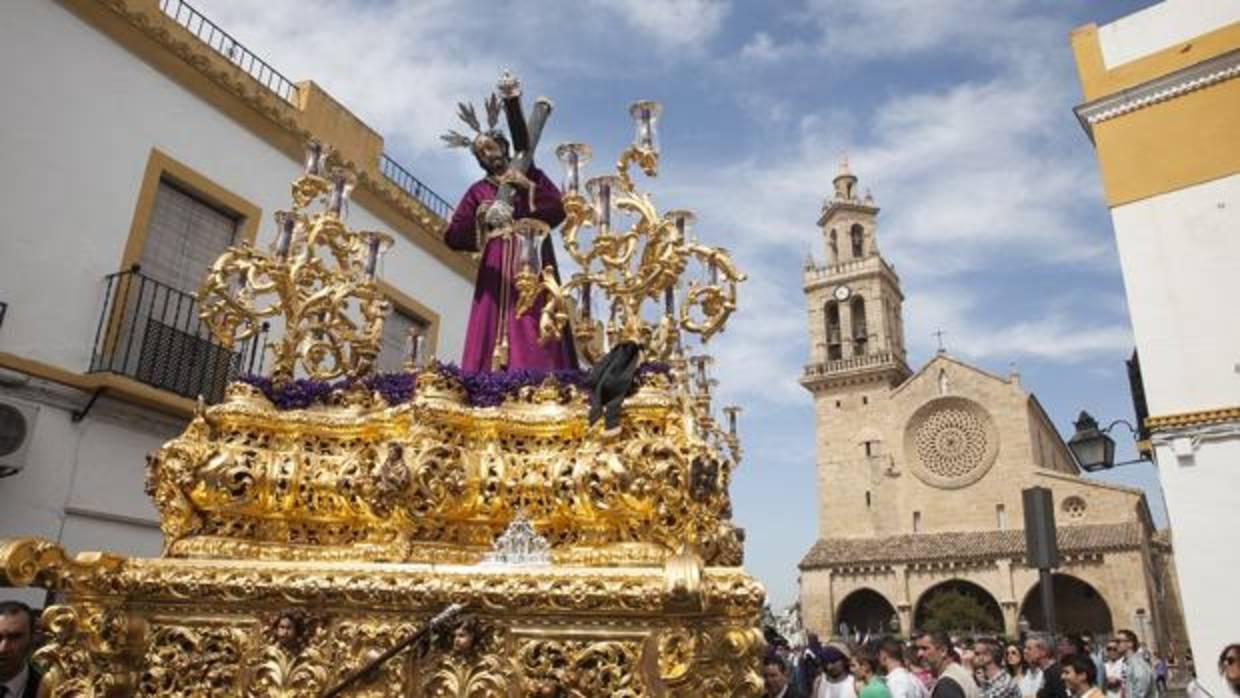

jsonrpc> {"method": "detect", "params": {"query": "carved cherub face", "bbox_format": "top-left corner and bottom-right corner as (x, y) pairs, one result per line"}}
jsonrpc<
(452, 624), (476, 654)
(275, 616), (297, 647)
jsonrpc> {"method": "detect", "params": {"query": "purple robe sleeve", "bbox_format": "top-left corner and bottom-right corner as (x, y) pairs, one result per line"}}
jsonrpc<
(443, 182), (489, 252)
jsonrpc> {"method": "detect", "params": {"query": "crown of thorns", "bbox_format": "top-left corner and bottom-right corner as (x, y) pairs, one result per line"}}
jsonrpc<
(441, 94), (504, 151)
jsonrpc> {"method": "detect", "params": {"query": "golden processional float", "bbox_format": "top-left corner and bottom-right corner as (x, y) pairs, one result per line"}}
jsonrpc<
(0, 94), (765, 697)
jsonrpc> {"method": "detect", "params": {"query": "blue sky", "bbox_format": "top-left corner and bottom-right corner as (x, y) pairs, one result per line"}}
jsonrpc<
(198, 0), (1165, 608)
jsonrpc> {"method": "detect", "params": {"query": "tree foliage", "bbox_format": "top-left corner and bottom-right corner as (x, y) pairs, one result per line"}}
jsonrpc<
(919, 589), (1001, 633)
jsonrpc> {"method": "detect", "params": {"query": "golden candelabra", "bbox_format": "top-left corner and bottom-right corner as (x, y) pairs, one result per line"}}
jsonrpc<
(1, 99), (765, 697)
(197, 140), (394, 383)
(514, 101), (746, 365)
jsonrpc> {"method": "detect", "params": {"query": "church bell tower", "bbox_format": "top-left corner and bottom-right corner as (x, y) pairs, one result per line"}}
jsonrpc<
(801, 160), (911, 538)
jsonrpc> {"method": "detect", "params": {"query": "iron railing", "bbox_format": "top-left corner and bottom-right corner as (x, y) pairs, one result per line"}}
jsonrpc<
(159, 0), (299, 105)
(89, 267), (265, 404)
(380, 154), (454, 220)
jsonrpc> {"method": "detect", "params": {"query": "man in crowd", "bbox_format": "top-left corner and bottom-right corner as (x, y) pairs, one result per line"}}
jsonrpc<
(916, 631), (979, 698)
(973, 638), (1021, 698)
(0, 601), (41, 698)
(1116, 630), (1155, 698)
(765, 654), (805, 698)
(1062, 654), (1103, 698)
(1102, 640), (1124, 698)
(852, 650), (892, 698)
(814, 645), (857, 698)
(880, 637), (929, 698)
(1024, 633), (1067, 698)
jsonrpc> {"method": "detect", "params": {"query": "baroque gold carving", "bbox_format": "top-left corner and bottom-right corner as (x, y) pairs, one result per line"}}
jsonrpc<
(143, 375), (742, 566)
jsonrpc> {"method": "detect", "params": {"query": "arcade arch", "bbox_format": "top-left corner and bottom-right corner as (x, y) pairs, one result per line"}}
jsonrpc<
(1020, 573), (1113, 634)
(913, 579), (1004, 634)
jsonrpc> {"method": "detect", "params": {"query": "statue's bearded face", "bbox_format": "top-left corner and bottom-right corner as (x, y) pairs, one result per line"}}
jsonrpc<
(473, 136), (509, 176)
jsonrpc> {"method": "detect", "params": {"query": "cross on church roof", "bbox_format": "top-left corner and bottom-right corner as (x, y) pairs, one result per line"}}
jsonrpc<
(934, 330), (947, 353)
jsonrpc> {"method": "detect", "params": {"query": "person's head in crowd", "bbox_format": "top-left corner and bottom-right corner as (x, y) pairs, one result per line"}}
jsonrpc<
(1219, 643), (1240, 695)
(819, 645), (850, 681)
(1058, 633), (1088, 660)
(1081, 634), (1095, 653)
(878, 637), (907, 672)
(1061, 653), (1098, 696)
(972, 637), (1003, 675)
(851, 651), (881, 684)
(0, 601), (36, 683)
(763, 654), (791, 697)
(1005, 642), (1027, 676)
(916, 631), (955, 677)
(1024, 633), (1053, 668)
(1115, 630), (1140, 658)
(1104, 640), (1120, 663)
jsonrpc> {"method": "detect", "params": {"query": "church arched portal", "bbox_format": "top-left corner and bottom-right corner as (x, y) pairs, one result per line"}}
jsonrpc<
(913, 579), (1004, 634)
(1020, 574), (1113, 634)
(836, 588), (898, 637)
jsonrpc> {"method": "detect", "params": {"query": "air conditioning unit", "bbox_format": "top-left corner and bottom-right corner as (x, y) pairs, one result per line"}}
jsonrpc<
(0, 398), (38, 478)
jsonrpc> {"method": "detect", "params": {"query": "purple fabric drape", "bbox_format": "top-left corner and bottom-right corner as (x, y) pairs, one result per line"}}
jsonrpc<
(443, 166), (578, 373)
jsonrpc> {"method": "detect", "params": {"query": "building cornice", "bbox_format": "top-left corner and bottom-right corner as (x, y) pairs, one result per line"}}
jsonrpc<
(1074, 48), (1240, 140)
(1145, 406), (1240, 432)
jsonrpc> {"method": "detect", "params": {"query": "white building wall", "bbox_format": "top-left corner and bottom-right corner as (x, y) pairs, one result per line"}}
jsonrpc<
(1109, 146), (1240, 695)
(0, 0), (471, 372)
(0, 0), (471, 602)
(1097, 0), (1240, 69)
(1111, 174), (1240, 416)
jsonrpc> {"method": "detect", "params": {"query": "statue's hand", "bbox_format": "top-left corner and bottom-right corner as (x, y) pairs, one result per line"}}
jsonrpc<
(497, 168), (533, 191)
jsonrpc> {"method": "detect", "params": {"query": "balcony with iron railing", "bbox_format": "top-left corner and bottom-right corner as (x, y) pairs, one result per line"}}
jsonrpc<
(802, 350), (901, 380)
(88, 266), (266, 404)
(158, 0), (455, 223)
(803, 255), (899, 286)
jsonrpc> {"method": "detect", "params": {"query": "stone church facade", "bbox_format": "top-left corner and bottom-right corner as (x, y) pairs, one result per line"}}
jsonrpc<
(797, 163), (1186, 650)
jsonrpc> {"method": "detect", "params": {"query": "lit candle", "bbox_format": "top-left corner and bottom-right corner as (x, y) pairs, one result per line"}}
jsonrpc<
(274, 211), (296, 259)
(664, 285), (675, 317)
(304, 140), (324, 176)
(580, 280), (592, 320)
(709, 261), (719, 285)
(725, 406), (740, 437)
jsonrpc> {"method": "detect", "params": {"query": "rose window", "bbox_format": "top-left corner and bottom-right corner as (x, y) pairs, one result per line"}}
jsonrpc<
(1062, 496), (1087, 519)
(904, 397), (999, 489)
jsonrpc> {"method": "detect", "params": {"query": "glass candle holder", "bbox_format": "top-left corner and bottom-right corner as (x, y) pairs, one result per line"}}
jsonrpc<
(628, 100), (663, 154)
(408, 330), (424, 369)
(273, 211), (297, 259)
(585, 176), (622, 233)
(304, 139), (325, 176)
(359, 232), (392, 279)
(555, 142), (592, 195)
(666, 209), (695, 242)
(328, 168), (356, 218)
(580, 280), (592, 320)
(723, 405), (741, 437)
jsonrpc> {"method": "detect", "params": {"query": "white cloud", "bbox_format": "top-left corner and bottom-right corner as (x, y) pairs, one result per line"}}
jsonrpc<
(591, 0), (731, 49)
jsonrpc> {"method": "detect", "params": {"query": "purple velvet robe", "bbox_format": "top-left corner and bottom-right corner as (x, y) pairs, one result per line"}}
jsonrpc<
(443, 166), (579, 373)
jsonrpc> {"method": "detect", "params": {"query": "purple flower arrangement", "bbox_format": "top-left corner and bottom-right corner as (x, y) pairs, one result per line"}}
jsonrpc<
(238, 362), (672, 411)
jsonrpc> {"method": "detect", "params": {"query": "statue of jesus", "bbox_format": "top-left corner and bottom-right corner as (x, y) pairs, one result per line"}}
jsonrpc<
(441, 77), (577, 374)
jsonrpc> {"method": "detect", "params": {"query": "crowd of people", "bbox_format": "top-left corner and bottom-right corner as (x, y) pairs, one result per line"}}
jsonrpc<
(762, 629), (1240, 698)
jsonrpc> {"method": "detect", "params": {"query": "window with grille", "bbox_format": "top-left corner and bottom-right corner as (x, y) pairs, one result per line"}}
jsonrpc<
(121, 180), (243, 401)
(376, 306), (429, 373)
(140, 180), (239, 290)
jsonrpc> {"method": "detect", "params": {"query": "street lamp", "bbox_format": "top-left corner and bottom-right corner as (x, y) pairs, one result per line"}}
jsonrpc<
(1066, 411), (1147, 472)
